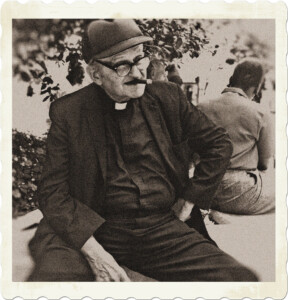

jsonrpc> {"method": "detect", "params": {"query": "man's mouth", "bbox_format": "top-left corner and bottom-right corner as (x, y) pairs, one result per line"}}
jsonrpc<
(125, 79), (152, 85)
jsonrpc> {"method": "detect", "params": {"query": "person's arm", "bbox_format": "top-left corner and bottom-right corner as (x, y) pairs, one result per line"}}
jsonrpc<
(38, 101), (130, 281)
(257, 111), (273, 171)
(176, 86), (233, 210)
(37, 101), (105, 249)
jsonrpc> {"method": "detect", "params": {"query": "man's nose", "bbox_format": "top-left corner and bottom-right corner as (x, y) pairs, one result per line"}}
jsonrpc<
(129, 64), (144, 78)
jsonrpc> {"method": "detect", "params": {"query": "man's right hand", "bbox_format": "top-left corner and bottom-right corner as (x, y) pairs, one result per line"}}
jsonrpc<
(81, 236), (131, 282)
(172, 198), (194, 222)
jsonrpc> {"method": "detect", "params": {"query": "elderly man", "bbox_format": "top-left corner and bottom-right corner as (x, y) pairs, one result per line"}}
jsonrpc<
(198, 58), (274, 215)
(29, 19), (257, 282)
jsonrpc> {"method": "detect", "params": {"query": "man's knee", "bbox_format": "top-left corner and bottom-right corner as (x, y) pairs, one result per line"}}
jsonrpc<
(28, 267), (94, 282)
(28, 242), (94, 281)
(230, 265), (258, 282)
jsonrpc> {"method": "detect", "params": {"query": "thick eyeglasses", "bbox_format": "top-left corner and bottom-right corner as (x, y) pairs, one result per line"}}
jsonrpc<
(94, 56), (150, 77)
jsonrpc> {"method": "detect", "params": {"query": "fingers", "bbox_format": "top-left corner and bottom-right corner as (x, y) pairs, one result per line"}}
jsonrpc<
(171, 198), (185, 217)
(173, 198), (194, 222)
(119, 269), (131, 282)
(95, 273), (130, 282)
(95, 274), (111, 281)
(85, 241), (131, 282)
(94, 267), (131, 282)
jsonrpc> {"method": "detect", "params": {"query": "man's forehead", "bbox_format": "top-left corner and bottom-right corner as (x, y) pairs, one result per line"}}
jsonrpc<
(104, 44), (144, 63)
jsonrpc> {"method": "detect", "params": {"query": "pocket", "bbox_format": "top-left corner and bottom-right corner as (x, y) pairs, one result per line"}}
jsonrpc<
(246, 170), (259, 185)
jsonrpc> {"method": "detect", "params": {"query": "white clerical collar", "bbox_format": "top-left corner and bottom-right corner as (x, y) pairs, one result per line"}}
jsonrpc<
(114, 102), (128, 110)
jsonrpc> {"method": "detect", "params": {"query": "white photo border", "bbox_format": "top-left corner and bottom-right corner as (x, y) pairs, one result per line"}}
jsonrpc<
(1, 1), (287, 299)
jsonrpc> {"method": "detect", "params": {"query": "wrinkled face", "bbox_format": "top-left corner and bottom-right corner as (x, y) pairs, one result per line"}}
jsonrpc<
(92, 44), (148, 102)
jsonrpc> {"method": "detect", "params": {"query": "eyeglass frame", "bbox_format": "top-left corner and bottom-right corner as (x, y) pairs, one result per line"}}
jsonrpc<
(92, 55), (150, 77)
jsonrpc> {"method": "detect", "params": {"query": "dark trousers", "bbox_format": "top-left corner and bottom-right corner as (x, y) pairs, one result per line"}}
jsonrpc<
(29, 211), (257, 282)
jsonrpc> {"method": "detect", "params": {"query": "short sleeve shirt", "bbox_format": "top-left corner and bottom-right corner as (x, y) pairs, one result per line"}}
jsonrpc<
(198, 87), (273, 170)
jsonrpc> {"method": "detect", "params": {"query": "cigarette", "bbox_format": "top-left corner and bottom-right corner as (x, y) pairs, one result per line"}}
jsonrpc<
(135, 79), (153, 84)
(125, 79), (153, 85)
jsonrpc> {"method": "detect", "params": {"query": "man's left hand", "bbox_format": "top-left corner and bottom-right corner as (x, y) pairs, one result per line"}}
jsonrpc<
(172, 198), (194, 222)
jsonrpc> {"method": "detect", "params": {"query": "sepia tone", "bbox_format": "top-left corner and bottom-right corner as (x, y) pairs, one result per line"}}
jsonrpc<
(12, 18), (275, 282)
(2, 2), (286, 299)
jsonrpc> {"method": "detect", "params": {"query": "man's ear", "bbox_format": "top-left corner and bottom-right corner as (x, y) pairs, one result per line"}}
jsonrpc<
(86, 64), (103, 86)
(255, 78), (265, 95)
(150, 69), (155, 80)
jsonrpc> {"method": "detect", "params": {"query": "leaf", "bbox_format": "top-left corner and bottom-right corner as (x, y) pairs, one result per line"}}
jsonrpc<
(171, 20), (178, 30)
(195, 22), (201, 30)
(226, 58), (235, 65)
(32, 166), (42, 172)
(180, 19), (189, 25)
(13, 65), (20, 76)
(43, 76), (54, 84)
(20, 72), (31, 82)
(25, 159), (33, 167)
(41, 83), (47, 90)
(49, 94), (56, 102)
(66, 53), (72, 62)
(30, 70), (39, 79)
(190, 51), (199, 58)
(175, 38), (183, 49)
(162, 47), (171, 55)
(28, 183), (38, 191)
(12, 189), (21, 199)
(42, 95), (50, 102)
(40, 89), (48, 95)
(27, 85), (34, 97)
(38, 61), (48, 73)
(58, 52), (64, 61)
(52, 85), (60, 91)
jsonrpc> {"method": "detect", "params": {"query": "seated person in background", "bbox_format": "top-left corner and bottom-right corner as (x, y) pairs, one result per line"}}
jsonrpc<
(198, 58), (274, 215)
(146, 59), (168, 81)
(166, 64), (183, 86)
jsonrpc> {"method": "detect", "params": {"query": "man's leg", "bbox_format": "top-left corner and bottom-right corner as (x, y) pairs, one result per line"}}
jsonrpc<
(28, 233), (94, 281)
(93, 214), (257, 282)
(212, 170), (274, 215)
(132, 215), (258, 281)
(252, 170), (275, 214)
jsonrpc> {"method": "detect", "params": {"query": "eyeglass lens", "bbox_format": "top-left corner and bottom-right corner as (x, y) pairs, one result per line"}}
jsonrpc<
(116, 56), (150, 77)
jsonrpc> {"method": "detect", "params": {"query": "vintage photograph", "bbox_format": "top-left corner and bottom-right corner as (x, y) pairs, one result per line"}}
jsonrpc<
(2, 2), (286, 299)
(12, 17), (275, 282)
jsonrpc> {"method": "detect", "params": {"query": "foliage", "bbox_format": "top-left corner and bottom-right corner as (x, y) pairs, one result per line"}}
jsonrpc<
(12, 129), (46, 217)
(13, 19), (211, 102)
(136, 19), (209, 61)
(13, 19), (274, 103)
(225, 32), (272, 66)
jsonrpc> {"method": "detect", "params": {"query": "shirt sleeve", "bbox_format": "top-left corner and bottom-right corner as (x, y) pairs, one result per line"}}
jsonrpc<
(36, 101), (105, 250)
(177, 86), (233, 209)
(257, 109), (273, 162)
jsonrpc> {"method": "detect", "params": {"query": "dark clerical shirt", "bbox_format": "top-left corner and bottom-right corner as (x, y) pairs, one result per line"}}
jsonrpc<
(104, 99), (175, 218)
